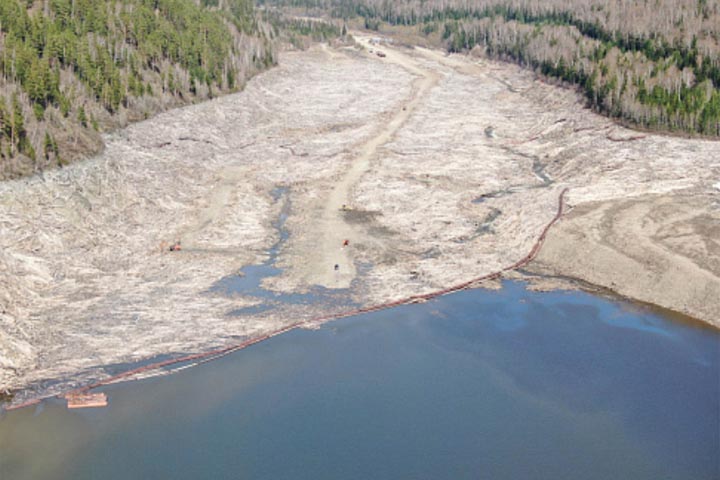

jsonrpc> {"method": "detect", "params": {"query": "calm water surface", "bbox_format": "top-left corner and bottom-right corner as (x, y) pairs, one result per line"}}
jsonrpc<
(1, 282), (718, 479)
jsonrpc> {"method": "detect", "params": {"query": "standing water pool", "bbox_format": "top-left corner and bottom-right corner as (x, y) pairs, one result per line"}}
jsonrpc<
(0, 281), (718, 480)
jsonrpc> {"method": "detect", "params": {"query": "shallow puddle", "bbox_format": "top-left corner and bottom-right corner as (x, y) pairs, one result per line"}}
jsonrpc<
(212, 186), (354, 313)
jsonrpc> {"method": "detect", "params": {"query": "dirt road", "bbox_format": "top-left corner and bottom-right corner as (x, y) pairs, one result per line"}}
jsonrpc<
(301, 34), (442, 288)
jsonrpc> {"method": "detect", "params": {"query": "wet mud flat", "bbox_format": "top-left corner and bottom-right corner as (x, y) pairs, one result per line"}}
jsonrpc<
(1, 34), (719, 404)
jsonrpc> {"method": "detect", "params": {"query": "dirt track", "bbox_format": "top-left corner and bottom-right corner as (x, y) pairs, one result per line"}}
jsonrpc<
(294, 38), (442, 288)
(1, 34), (719, 404)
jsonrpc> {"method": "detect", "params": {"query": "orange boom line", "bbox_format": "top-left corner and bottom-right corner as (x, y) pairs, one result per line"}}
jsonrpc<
(7, 188), (569, 411)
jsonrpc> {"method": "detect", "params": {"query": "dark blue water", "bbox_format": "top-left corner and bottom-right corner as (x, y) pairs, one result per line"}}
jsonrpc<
(1, 282), (718, 480)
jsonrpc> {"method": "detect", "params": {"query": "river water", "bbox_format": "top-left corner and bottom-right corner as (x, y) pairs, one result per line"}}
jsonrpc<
(1, 281), (718, 479)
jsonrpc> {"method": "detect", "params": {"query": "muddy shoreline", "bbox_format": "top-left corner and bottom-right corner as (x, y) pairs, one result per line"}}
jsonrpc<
(513, 270), (717, 332)
(1, 35), (718, 406)
(527, 193), (720, 328)
(2, 266), (714, 410)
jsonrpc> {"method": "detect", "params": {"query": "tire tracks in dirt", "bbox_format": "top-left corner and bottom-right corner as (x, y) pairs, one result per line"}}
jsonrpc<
(304, 34), (442, 288)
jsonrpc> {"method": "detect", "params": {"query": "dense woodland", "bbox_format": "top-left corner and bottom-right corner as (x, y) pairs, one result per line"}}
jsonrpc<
(0, 0), (275, 179)
(263, 0), (720, 136)
(3, 1), (718, 178)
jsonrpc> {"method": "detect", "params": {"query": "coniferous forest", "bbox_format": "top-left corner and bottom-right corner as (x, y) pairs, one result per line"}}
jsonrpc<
(262, 0), (720, 137)
(3, 0), (719, 178)
(0, 0), (274, 178)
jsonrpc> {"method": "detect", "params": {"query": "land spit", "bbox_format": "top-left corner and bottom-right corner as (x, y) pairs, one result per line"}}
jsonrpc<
(1, 34), (719, 404)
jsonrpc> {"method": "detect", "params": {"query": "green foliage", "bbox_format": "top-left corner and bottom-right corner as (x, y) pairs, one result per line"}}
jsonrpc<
(43, 131), (59, 159)
(77, 106), (87, 127)
(272, 0), (720, 135)
(0, 0), (271, 174)
(439, 15), (720, 134)
(0, 99), (8, 143)
(0, 0), (258, 109)
(11, 95), (26, 150)
(262, 10), (342, 43)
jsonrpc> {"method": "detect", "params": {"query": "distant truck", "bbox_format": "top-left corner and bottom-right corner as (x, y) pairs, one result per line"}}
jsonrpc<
(376, 51), (386, 58)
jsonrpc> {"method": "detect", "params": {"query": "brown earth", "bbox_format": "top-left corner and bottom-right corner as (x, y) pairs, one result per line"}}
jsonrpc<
(529, 193), (720, 327)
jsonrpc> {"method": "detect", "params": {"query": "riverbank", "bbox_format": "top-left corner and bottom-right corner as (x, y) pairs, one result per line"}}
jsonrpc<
(2, 282), (717, 480)
(528, 193), (720, 327)
(1, 34), (718, 405)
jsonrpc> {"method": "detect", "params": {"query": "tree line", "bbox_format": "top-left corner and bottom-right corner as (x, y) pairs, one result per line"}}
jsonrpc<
(261, 9), (343, 49)
(262, 0), (720, 136)
(0, 0), (275, 179)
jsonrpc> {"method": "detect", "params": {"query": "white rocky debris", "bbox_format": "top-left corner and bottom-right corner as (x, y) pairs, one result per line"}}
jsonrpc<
(1, 37), (718, 403)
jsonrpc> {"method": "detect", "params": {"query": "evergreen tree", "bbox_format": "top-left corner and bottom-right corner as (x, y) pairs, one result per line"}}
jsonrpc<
(0, 99), (7, 142)
(77, 106), (87, 127)
(11, 95), (26, 155)
(0, 0), (273, 177)
(44, 132), (53, 159)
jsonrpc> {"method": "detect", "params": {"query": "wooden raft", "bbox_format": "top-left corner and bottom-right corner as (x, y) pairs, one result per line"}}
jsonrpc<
(66, 392), (108, 409)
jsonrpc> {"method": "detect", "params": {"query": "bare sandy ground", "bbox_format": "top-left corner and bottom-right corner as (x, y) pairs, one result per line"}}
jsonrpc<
(530, 194), (720, 325)
(291, 40), (442, 288)
(1, 33), (718, 402)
